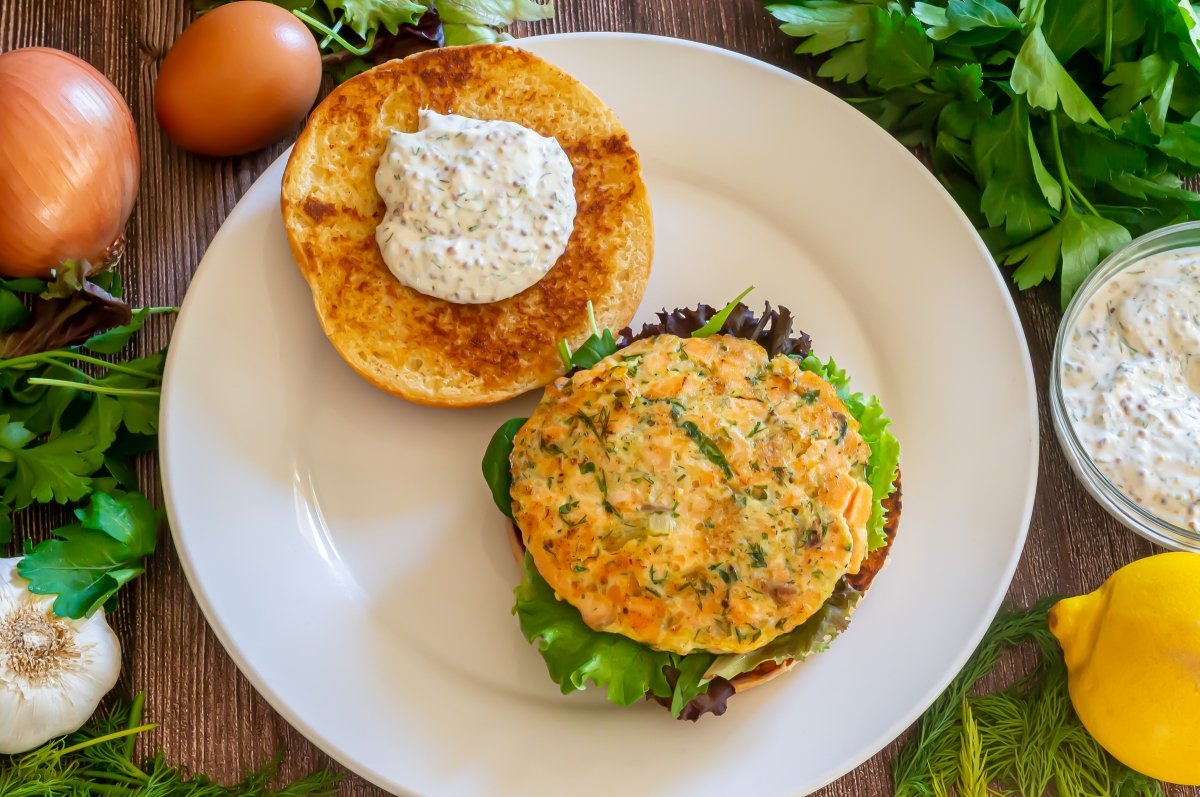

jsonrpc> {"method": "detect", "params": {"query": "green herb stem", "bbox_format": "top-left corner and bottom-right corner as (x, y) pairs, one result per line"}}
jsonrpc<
(123, 692), (145, 761)
(75, 769), (145, 787)
(1049, 114), (1075, 216)
(80, 782), (134, 796)
(1048, 114), (1100, 218)
(293, 9), (375, 55)
(62, 353), (164, 381)
(26, 378), (160, 398)
(1104, 0), (1114, 73)
(586, 300), (599, 337)
(319, 17), (344, 50)
(0, 350), (164, 381)
(43, 359), (95, 383)
(56, 724), (157, 758)
(1070, 182), (1102, 218)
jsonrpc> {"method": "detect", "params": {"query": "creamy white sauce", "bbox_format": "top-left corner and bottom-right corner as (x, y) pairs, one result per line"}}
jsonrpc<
(374, 110), (576, 304)
(1061, 248), (1200, 530)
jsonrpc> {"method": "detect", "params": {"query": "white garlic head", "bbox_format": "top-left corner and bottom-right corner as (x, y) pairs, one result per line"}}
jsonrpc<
(0, 557), (121, 754)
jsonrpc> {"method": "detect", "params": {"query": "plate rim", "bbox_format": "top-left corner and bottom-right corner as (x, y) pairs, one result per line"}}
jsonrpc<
(160, 30), (1039, 796)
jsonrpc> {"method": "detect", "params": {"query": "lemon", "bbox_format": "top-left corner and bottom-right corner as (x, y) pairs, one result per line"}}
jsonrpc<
(1050, 552), (1200, 786)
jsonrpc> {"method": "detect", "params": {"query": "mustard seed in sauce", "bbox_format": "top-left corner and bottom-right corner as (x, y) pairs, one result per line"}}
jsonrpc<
(1061, 248), (1200, 530)
(374, 110), (576, 304)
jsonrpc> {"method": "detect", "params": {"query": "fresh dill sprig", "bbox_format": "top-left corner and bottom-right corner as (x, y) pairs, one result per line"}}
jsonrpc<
(892, 599), (1164, 797)
(0, 695), (341, 796)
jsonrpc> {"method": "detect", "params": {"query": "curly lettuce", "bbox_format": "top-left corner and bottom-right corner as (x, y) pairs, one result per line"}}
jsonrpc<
(797, 354), (900, 551)
(513, 552), (714, 716)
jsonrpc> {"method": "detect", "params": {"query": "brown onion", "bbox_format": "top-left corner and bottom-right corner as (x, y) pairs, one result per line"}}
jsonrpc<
(0, 48), (140, 278)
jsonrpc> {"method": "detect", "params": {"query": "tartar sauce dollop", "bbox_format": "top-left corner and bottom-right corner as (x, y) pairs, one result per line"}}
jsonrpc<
(374, 110), (576, 304)
(1061, 248), (1200, 530)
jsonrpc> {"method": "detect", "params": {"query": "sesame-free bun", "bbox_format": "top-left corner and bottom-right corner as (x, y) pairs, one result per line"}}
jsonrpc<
(281, 44), (653, 406)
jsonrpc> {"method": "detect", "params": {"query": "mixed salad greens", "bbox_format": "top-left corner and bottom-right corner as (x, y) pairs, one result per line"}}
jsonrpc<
(0, 264), (171, 618)
(0, 266), (340, 788)
(481, 292), (901, 718)
(196, 0), (555, 81)
(759, 0), (1200, 305)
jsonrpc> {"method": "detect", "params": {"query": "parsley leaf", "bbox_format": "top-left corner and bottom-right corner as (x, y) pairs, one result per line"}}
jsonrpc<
(973, 101), (1056, 240)
(1004, 213), (1131, 304)
(17, 489), (160, 618)
(946, 0), (1020, 32)
(1103, 54), (1180, 133)
(761, 0), (1200, 302)
(75, 489), (160, 550)
(1011, 27), (1109, 128)
(84, 307), (153, 355)
(766, 3), (872, 55)
(867, 10), (935, 89)
(1157, 120), (1200, 165)
(0, 396), (120, 509)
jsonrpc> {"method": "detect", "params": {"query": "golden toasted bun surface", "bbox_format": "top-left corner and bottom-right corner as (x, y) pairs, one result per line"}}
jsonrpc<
(282, 44), (653, 406)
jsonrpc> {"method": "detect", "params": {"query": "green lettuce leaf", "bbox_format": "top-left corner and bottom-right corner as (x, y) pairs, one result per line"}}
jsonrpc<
(440, 0), (554, 46)
(438, 0), (553, 26)
(324, 0), (426, 37)
(797, 354), (900, 551)
(482, 417), (527, 519)
(703, 583), (862, 682)
(513, 551), (713, 714)
(443, 24), (513, 46)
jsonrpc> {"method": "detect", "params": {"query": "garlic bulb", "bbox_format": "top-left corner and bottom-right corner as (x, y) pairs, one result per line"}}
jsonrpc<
(0, 557), (121, 754)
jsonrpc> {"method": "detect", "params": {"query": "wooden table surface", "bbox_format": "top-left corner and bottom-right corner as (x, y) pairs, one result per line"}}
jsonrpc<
(2, 1), (1195, 795)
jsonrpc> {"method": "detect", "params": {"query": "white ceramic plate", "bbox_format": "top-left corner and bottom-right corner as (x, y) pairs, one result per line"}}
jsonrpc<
(161, 33), (1037, 797)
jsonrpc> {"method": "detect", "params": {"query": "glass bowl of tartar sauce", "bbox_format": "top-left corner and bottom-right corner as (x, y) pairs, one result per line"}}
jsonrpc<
(1052, 220), (1200, 551)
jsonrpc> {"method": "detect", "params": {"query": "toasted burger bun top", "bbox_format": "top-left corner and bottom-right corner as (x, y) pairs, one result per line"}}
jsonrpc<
(281, 44), (653, 406)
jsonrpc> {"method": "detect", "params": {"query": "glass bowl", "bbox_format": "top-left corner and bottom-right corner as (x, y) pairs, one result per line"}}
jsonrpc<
(1050, 220), (1200, 552)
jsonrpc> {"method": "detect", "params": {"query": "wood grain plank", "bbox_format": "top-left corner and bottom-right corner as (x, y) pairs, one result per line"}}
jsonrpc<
(0, 0), (1196, 795)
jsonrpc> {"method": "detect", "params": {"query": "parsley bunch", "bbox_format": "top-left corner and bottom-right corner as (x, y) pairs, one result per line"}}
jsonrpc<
(0, 270), (174, 619)
(762, 0), (1200, 306)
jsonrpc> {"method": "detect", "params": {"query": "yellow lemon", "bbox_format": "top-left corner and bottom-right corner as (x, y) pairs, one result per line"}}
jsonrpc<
(1050, 552), (1200, 786)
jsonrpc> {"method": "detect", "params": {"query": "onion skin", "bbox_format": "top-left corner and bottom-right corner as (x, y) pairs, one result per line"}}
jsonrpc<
(0, 48), (140, 279)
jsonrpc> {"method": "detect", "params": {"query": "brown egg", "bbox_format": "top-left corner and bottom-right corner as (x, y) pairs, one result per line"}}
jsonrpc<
(155, 2), (322, 157)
